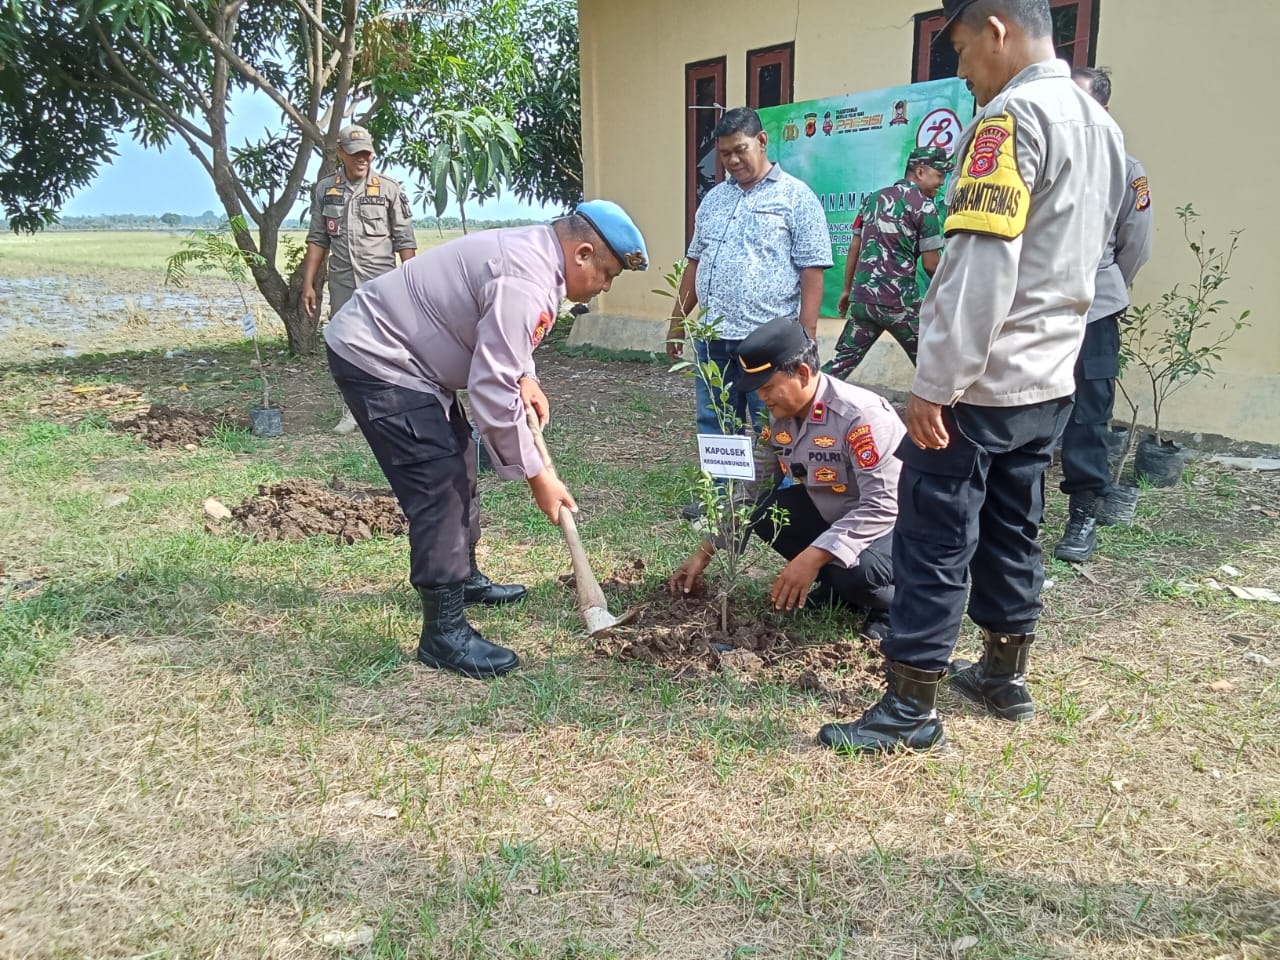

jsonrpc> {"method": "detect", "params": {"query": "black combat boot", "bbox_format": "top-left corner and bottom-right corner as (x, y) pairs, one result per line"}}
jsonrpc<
(1053, 493), (1098, 563)
(463, 545), (528, 606)
(947, 629), (1034, 721)
(817, 662), (947, 754)
(417, 584), (520, 679)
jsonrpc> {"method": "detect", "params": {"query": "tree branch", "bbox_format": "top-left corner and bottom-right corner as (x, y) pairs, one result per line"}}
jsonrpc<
(90, 24), (214, 148)
(118, 30), (211, 114)
(288, 0), (340, 47)
(176, 0), (324, 144)
(324, 0), (359, 150)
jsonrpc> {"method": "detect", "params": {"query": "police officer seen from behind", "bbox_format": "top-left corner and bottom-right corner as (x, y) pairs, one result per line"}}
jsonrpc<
(825, 146), (949, 379)
(1052, 67), (1153, 563)
(818, 0), (1126, 754)
(669, 318), (905, 642)
(325, 201), (648, 679)
(303, 124), (417, 434)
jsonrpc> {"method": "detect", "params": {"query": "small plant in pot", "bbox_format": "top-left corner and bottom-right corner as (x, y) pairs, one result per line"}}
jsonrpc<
(165, 215), (282, 436)
(1118, 203), (1250, 488)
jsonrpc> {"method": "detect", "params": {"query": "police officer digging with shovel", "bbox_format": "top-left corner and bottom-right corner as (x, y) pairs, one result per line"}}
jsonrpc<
(324, 201), (648, 679)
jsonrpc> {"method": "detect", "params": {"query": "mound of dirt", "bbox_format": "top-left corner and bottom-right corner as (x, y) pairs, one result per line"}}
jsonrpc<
(112, 404), (242, 448)
(231, 478), (406, 543)
(592, 590), (884, 699)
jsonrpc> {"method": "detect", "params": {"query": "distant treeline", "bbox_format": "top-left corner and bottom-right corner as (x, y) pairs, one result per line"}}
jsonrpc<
(50, 213), (550, 231)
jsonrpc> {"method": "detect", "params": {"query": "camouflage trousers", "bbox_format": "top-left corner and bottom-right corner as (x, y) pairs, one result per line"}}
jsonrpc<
(822, 301), (919, 381)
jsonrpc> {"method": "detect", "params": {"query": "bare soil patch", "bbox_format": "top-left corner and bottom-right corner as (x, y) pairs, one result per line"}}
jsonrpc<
(230, 477), (405, 543)
(593, 585), (883, 700)
(111, 403), (245, 448)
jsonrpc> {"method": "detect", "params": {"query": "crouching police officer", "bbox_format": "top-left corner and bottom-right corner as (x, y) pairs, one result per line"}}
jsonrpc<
(325, 201), (648, 679)
(669, 318), (905, 639)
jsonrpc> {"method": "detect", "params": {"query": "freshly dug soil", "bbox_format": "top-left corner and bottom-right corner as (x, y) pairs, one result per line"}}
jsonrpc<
(231, 478), (406, 543)
(592, 588), (884, 700)
(112, 404), (243, 448)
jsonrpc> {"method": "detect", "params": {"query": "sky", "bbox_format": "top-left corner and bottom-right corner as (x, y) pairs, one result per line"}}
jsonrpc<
(62, 94), (552, 222)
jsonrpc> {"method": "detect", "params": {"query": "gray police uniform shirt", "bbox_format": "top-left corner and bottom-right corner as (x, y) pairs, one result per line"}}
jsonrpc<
(756, 375), (905, 567)
(306, 169), (417, 309)
(687, 163), (833, 341)
(1090, 154), (1153, 322)
(914, 59), (1127, 407)
(324, 225), (564, 482)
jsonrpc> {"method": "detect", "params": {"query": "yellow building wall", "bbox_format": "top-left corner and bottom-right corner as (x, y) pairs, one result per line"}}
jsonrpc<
(577, 0), (1278, 444)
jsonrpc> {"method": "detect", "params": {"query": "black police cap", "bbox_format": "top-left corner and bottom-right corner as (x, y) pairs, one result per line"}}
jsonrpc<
(936, 0), (980, 45)
(735, 318), (813, 393)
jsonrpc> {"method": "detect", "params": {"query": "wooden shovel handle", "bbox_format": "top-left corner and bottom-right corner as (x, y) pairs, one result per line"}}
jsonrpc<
(524, 409), (608, 611)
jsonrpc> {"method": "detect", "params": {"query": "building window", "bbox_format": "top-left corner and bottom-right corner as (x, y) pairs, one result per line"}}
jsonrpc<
(686, 56), (726, 246)
(912, 0), (1100, 82)
(747, 43), (794, 110)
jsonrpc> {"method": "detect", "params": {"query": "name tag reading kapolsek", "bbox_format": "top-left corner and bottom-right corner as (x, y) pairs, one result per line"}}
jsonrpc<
(696, 434), (756, 481)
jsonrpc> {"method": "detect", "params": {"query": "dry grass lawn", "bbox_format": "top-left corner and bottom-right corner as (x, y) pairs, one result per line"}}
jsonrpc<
(0, 245), (1277, 959)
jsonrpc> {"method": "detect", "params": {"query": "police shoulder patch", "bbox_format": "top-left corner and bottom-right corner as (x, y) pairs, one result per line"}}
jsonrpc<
(944, 113), (1030, 241)
(847, 422), (881, 469)
(531, 310), (553, 347)
(810, 401), (826, 423)
(1132, 175), (1151, 212)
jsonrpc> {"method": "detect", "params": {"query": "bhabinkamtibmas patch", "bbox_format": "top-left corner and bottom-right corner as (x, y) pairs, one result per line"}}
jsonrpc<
(944, 113), (1030, 240)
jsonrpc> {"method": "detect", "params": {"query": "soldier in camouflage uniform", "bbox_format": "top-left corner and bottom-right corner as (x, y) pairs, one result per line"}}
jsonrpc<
(824, 146), (951, 380)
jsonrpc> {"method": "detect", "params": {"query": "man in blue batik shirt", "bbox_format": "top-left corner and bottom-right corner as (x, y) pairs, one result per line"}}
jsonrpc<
(666, 107), (833, 519)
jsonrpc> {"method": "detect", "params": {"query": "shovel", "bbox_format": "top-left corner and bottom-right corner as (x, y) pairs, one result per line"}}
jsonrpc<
(524, 408), (641, 637)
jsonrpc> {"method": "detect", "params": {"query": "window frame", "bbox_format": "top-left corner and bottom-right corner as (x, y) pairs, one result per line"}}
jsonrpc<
(685, 55), (727, 247)
(746, 42), (795, 110)
(911, 0), (1101, 82)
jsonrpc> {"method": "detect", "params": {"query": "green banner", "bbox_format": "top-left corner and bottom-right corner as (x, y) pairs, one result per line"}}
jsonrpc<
(759, 78), (974, 315)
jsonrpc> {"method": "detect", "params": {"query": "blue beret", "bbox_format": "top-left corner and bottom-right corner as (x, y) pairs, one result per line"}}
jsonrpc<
(576, 199), (648, 271)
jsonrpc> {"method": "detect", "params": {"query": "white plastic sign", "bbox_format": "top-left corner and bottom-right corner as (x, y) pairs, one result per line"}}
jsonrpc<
(240, 311), (257, 339)
(696, 434), (756, 480)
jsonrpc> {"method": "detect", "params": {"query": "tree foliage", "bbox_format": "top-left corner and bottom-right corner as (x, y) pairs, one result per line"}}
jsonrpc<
(0, 2), (127, 232)
(416, 108), (520, 232)
(508, 0), (581, 211)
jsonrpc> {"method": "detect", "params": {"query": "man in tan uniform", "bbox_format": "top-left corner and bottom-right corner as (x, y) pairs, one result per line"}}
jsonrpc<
(303, 124), (417, 433)
(669, 318), (905, 641)
(817, 0), (1127, 754)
